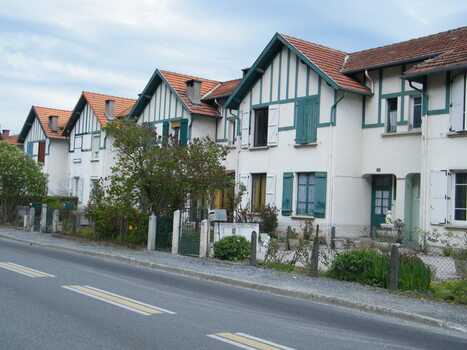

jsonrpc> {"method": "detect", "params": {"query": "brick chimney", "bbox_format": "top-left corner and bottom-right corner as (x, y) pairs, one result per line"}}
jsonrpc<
(48, 116), (58, 132)
(2, 129), (10, 140)
(105, 100), (115, 120)
(185, 79), (201, 105)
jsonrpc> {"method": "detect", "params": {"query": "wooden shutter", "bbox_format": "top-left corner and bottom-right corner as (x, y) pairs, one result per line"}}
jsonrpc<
(267, 105), (279, 146)
(296, 96), (319, 144)
(314, 172), (327, 218)
(430, 170), (448, 224)
(239, 173), (250, 209)
(38, 141), (45, 163)
(281, 172), (294, 216)
(241, 110), (250, 148)
(450, 75), (466, 131)
(78, 178), (84, 204)
(162, 121), (169, 145)
(180, 119), (188, 146)
(265, 173), (276, 206)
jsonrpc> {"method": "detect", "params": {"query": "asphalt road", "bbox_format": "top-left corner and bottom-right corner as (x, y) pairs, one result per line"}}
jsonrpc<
(0, 239), (466, 350)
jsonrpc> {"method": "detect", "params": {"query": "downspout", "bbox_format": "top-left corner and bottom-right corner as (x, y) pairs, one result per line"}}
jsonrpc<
(409, 80), (428, 232)
(214, 99), (222, 141)
(328, 90), (346, 225)
(229, 108), (241, 187)
(365, 70), (374, 93)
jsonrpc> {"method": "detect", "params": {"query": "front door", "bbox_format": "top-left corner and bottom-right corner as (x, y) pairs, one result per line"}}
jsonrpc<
(371, 175), (393, 230)
(405, 174), (421, 242)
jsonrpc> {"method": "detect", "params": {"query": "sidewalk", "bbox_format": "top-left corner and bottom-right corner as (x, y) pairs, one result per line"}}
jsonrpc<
(0, 226), (465, 334)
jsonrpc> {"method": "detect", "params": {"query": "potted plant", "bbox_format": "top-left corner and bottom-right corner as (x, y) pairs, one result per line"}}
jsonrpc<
(287, 228), (300, 250)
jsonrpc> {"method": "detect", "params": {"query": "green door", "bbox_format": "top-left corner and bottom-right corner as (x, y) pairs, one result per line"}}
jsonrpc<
(371, 175), (393, 229)
(405, 174), (420, 242)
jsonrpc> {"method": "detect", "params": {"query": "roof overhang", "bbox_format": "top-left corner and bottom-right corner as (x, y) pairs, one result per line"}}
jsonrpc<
(18, 107), (47, 143)
(401, 63), (467, 81)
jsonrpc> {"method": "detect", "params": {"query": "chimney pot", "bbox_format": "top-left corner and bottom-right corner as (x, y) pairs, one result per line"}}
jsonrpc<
(242, 67), (250, 77)
(2, 129), (10, 140)
(185, 79), (201, 105)
(105, 100), (115, 120)
(48, 116), (59, 132)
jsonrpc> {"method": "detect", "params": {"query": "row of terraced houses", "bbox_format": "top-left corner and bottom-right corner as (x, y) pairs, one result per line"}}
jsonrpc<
(5, 27), (467, 246)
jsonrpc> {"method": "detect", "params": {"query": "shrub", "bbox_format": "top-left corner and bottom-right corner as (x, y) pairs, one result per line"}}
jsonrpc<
(431, 279), (467, 305)
(213, 235), (250, 261)
(327, 248), (389, 287)
(257, 205), (278, 238)
(398, 253), (432, 292)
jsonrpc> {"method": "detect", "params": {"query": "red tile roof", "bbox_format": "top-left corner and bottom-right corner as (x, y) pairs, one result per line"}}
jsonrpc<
(7, 134), (22, 145)
(82, 91), (137, 127)
(160, 70), (221, 116)
(203, 78), (242, 100)
(281, 34), (370, 93)
(344, 27), (467, 73)
(33, 106), (72, 139)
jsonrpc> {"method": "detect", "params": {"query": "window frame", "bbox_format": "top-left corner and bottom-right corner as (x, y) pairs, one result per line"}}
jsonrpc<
(296, 173), (315, 216)
(386, 98), (398, 133)
(453, 172), (467, 223)
(409, 95), (422, 129)
(91, 134), (100, 160)
(253, 107), (268, 147)
(251, 173), (267, 211)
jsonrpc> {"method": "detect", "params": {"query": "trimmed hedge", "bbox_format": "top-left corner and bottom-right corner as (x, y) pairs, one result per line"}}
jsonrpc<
(213, 235), (250, 261)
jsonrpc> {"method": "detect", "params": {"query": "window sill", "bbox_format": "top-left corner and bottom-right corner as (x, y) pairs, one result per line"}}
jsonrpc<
(447, 131), (467, 138)
(72, 158), (82, 163)
(90, 158), (100, 162)
(249, 146), (269, 151)
(445, 223), (467, 230)
(291, 215), (315, 220)
(293, 142), (318, 148)
(381, 130), (422, 137)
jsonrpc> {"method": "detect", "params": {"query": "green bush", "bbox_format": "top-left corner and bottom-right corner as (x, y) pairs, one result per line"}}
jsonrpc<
(257, 205), (278, 238)
(327, 249), (389, 287)
(213, 235), (250, 261)
(398, 253), (432, 292)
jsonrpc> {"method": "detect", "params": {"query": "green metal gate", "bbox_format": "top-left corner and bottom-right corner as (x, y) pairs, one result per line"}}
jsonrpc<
(178, 208), (208, 256)
(45, 207), (54, 233)
(30, 202), (42, 231)
(155, 216), (173, 251)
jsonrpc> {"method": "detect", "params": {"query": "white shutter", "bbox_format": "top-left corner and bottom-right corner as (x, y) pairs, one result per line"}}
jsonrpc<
(78, 178), (84, 204)
(450, 74), (465, 131)
(267, 105), (279, 146)
(241, 110), (250, 148)
(239, 173), (250, 209)
(265, 173), (276, 206)
(430, 170), (448, 224)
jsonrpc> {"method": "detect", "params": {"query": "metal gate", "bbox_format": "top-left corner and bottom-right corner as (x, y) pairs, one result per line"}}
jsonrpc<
(30, 202), (42, 231)
(155, 216), (173, 251)
(178, 208), (208, 256)
(45, 207), (54, 233)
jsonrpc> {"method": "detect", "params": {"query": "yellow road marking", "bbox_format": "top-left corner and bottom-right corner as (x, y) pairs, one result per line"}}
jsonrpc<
(0, 262), (55, 277)
(209, 333), (296, 350)
(62, 285), (174, 315)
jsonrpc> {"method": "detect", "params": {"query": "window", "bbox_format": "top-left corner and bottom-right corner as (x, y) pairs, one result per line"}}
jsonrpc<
(297, 173), (315, 215)
(75, 135), (82, 149)
(251, 173), (266, 210)
(91, 134), (100, 160)
(296, 96), (319, 144)
(253, 108), (268, 147)
(27, 142), (33, 156)
(386, 98), (398, 133)
(410, 96), (422, 129)
(228, 120), (236, 145)
(454, 173), (467, 221)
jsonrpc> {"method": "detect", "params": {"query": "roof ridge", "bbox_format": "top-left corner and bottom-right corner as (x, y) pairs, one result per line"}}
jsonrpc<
(82, 91), (137, 101)
(349, 26), (467, 56)
(160, 69), (220, 84)
(33, 106), (72, 113)
(280, 33), (348, 55)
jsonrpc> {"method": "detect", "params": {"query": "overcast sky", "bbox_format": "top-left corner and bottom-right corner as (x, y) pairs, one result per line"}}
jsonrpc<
(1, 0), (466, 134)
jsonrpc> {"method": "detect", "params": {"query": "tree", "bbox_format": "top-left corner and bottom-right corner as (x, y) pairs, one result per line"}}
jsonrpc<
(0, 141), (47, 223)
(102, 119), (232, 217)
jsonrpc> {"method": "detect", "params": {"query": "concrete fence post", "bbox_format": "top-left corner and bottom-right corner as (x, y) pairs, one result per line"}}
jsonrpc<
(72, 212), (79, 235)
(147, 214), (157, 251)
(330, 226), (336, 249)
(52, 209), (59, 233)
(28, 207), (35, 231)
(310, 225), (320, 277)
(40, 204), (47, 233)
(171, 210), (180, 255)
(199, 219), (209, 258)
(249, 231), (257, 266)
(23, 214), (29, 230)
(286, 226), (292, 250)
(389, 244), (399, 290)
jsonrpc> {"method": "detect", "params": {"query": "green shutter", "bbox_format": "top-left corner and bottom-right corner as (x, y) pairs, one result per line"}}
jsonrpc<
(295, 100), (305, 144)
(295, 96), (319, 144)
(281, 172), (294, 216)
(27, 142), (33, 156)
(180, 118), (188, 146)
(314, 172), (327, 218)
(162, 121), (169, 145)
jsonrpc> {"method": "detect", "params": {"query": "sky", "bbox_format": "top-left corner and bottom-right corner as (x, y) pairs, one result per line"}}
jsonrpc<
(1, 0), (466, 134)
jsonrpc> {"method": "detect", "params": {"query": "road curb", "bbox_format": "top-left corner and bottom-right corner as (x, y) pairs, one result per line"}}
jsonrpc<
(1, 233), (465, 334)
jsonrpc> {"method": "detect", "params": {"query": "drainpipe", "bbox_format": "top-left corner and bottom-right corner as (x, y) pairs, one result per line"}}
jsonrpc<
(409, 80), (428, 232)
(328, 90), (346, 225)
(365, 70), (374, 93)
